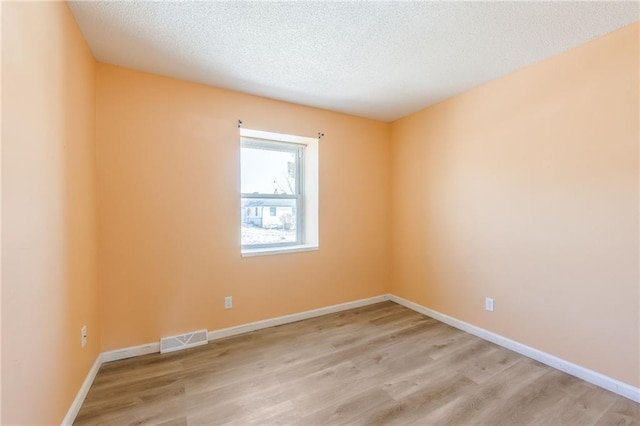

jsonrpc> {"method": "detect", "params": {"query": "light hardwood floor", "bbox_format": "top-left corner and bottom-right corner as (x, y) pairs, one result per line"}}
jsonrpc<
(75, 302), (639, 425)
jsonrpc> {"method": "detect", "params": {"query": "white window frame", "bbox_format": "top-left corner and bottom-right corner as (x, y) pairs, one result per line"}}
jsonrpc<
(240, 128), (319, 257)
(241, 138), (304, 248)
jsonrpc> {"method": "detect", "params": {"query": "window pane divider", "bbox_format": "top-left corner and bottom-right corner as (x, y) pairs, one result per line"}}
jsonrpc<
(241, 194), (299, 199)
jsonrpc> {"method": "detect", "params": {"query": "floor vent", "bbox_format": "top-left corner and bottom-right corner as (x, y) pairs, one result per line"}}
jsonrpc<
(160, 329), (208, 354)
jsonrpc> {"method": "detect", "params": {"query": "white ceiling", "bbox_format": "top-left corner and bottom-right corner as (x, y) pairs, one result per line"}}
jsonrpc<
(68, 1), (638, 122)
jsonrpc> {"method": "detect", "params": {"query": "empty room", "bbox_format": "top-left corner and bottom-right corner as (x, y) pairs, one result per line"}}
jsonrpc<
(1, 1), (639, 425)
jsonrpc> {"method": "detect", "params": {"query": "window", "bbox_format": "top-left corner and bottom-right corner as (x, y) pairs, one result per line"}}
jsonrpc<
(240, 128), (319, 256)
(241, 139), (302, 247)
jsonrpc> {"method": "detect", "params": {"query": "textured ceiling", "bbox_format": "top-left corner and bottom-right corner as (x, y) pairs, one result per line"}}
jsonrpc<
(68, 1), (639, 122)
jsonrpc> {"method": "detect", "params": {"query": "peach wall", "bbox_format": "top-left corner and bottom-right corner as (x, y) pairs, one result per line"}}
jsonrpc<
(390, 23), (639, 387)
(0, 3), (4, 423)
(1, 2), (99, 424)
(96, 64), (391, 351)
(1, 4), (636, 421)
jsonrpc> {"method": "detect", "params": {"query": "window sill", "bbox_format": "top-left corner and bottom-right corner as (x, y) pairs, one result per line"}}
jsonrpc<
(241, 244), (319, 257)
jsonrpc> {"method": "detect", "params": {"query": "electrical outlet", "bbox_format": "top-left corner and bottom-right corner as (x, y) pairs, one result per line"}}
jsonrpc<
(485, 297), (494, 312)
(81, 325), (87, 348)
(224, 296), (233, 309)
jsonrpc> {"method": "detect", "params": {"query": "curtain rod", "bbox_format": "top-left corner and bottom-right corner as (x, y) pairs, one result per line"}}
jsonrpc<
(237, 119), (324, 139)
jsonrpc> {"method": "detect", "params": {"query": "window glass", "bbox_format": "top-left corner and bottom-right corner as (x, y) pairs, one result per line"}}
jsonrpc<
(241, 146), (297, 195)
(241, 139), (303, 248)
(241, 197), (297, 246)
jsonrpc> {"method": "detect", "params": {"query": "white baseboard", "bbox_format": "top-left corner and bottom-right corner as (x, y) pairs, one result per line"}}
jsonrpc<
(99, 295), (389, 363)
(207, 295), (389, 341)
(101, 342), (160, 363)
(388, 294), (640, 403)
(61, 355), (102, 426)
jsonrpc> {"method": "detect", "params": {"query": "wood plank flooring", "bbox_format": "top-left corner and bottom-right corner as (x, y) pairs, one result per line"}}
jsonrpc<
(75, 302), (639, 425)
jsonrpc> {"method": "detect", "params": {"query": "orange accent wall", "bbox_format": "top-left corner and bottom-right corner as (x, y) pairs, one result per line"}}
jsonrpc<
(390, 23), (640, 387)
(1, 2), (99, 424)
(95, 64), (391, 351)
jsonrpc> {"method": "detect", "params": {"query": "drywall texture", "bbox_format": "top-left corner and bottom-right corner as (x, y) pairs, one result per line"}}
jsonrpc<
(96, 64), (391, 351)
(390, 23), (639, 387)
(1, 2), (99, 424)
